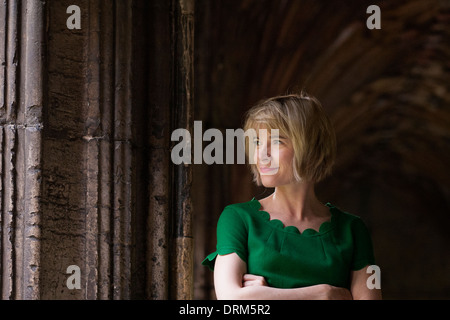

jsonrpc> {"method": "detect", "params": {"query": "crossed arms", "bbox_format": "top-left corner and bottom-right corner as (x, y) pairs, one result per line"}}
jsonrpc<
(214, 253), (382, 300)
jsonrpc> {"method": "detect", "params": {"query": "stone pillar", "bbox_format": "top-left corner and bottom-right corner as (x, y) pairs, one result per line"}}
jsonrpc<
(0, 0), (44, 300)
(146, 0), (195, 300)
(170, 0), (195, 300)
(0, 0), (194, 300)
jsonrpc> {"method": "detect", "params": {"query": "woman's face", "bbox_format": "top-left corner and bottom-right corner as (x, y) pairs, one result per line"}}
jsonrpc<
(253, 129), (295, 188)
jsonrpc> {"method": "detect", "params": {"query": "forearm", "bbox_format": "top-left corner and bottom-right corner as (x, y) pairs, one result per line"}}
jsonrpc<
(217, 284), (326, 300)
(350, 266), (382, 300)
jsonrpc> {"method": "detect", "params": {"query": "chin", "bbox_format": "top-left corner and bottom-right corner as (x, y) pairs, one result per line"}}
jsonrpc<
(259, 173), (298, 188)
(260, 176), (281, 188)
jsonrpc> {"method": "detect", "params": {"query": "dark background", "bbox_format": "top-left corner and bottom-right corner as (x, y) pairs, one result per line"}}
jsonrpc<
(193, 0), (450, 299)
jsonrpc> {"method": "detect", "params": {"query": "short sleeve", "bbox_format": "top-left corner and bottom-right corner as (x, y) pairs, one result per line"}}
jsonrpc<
(351, 217), (376, 271)
(201, 206), (248, 271)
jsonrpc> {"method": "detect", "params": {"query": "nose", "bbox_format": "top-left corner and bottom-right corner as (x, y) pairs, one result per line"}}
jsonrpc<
(258, 142), (271, 164)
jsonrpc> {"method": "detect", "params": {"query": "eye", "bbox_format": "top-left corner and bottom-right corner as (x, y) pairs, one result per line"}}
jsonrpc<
(272, 139), (282, 145)
(252, 138), (260, 146)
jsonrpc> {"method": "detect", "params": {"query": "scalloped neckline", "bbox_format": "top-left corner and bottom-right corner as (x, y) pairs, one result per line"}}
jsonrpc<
(250, 197), (336, 236)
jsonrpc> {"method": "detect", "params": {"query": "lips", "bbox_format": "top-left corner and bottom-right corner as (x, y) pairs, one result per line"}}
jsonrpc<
(258, 166), (279, 174)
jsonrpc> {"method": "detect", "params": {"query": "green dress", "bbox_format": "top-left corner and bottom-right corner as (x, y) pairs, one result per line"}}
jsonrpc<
(202, 198), (376, 289)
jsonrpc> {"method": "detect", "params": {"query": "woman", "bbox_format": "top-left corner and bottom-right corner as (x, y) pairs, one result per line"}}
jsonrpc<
(202, 93), (381, 300)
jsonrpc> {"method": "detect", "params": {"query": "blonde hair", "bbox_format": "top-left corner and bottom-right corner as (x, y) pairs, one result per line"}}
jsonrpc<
(243, 92), (336, 185)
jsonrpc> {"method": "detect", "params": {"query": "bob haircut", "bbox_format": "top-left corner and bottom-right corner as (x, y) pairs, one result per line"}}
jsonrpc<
(243, 92), (336, 185)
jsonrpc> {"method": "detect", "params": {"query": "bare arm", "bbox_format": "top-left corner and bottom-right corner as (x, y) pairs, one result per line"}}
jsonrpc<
(350, 265), (382, 300)
(214, 253), (352, 300)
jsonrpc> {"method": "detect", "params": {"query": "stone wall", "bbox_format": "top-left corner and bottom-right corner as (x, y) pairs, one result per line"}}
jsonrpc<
(1, 0), (195, 300)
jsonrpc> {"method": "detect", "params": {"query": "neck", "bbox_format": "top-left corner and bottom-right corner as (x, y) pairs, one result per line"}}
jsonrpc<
(270, 181), (323, 220)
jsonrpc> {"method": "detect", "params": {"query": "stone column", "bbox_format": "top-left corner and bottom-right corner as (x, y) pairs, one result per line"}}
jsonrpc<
(0, 0), (195, 300)
(0, 0), (44, 300)
(169, 0), (195, 300)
